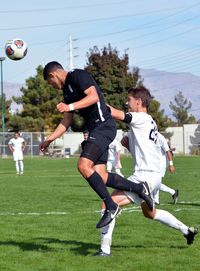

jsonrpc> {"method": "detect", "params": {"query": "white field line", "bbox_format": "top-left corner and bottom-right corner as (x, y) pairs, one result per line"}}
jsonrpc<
(0, 201), (199, 216)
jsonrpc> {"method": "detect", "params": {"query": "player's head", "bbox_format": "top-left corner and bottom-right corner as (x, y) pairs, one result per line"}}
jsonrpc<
(14, 131), (20, 139)
(127, 85), (153, 112)
(83, 130), (89, 141)
(43, 61), (65, 89)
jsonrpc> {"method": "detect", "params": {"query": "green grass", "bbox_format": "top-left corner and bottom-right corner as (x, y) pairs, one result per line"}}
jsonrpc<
(0, 156), (200, 271)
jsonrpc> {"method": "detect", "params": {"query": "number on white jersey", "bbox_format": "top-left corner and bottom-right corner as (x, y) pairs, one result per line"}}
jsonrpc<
(149, 120), (158, 143)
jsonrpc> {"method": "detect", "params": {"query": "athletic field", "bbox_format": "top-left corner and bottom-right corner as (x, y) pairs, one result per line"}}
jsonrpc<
(0, 156), (199, 271)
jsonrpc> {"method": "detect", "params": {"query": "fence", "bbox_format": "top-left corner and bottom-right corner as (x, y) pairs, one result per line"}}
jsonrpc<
(1, 124), (200, 158)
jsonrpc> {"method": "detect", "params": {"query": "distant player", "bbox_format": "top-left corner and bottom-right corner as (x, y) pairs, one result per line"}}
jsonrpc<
(8, 132), (26, 175)
(94, 86), (198, 256)
(155, 132), (179, 205)
(107, 137), (123, 177)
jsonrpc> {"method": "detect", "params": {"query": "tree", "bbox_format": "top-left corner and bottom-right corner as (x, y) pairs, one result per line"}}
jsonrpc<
(85, 44), (142, 130)
(189, 124), (200, 155)
(10, 65), (63, 132)
(0, 94), (12, 131)
(148, 100), (172, 131)
(85, 44), (170, 131)
(169, 91), (196, 126)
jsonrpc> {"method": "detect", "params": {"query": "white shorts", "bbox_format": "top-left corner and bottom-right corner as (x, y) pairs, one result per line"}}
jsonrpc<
(13, 151), (23, 161)
(124, 171), (161, 205)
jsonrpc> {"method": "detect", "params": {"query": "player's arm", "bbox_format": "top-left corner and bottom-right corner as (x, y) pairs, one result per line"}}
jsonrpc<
(40, 112), (73, 152)
(107, 105), (125, 121)
(56, 86), (99, 113)
(166, 149), (175, 173)
(115, 151), (121, 169)
(8, 143), (14, 152)
(22, 140), (27, 151)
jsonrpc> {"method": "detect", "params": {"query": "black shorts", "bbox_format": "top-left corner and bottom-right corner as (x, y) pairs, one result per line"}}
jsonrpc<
(80, 123), (116, 165)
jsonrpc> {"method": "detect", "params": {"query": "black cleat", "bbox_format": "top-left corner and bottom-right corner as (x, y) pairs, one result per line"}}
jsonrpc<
(184, 227), (198, 245)
(172, 189), (179, 204)
(92, 249), (111, 257)
(140, 182), (154, 211)
(96, 205), (121, 229)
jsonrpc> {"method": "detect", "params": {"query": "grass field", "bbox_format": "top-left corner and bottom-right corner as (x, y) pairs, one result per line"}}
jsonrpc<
(0, 155), (200, 271)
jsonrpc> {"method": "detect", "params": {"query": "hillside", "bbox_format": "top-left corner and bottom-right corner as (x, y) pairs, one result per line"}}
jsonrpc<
(3, 69), (200, 120)
(140, 69), (200, 119)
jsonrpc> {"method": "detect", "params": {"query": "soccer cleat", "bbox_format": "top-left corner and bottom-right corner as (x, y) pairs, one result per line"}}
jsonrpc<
(172, 189), (179, 204)
(96, 205), (121, 229)
(140, 182), (154, 211)
(184, 227), (198, 245)
(92, 249), (111, 257)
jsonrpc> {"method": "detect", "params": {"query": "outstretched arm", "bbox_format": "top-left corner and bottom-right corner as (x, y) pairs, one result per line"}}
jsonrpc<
(40, 112), (73, 152)
(107, 105), (125, 121)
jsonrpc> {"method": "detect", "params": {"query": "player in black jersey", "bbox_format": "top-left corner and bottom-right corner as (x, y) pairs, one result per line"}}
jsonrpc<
(40, 61), (153, 228)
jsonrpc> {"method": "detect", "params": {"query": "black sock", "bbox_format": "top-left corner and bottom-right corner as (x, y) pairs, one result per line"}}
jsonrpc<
(106, 173), (143, 195)
(86, 171), (116, 210)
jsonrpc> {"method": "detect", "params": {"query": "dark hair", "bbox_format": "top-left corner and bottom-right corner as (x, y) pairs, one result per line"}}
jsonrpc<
(128, 85), (153, 108)
(43, 61), (64, 80)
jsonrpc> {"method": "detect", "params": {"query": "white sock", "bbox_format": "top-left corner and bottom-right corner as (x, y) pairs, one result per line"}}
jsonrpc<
(154, 209), (189, 235)
(19, 160), (24, 172)
(100, 210), (116, 254)
(160, 183), (175, 195)
(15, 161), (19, 173)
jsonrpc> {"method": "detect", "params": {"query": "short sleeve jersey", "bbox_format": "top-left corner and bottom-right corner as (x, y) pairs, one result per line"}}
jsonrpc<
(63, 69), (114, 131)
(108, 138), (121, 161)
(8, 137), (24, 152)
(124, 112), (161, 173)
(157, 132), (170, 176)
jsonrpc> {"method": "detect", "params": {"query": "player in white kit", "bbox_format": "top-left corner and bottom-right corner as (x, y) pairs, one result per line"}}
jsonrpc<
(155, 132), (179, 205)
(107, 137), (123, 177)
(93, 86), (198, 256)
(8, 132), (26, 175)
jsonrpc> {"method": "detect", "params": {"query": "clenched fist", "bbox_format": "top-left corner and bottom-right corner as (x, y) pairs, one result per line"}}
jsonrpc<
(40, 140), (52, 152)
(57, 102), (69, 113)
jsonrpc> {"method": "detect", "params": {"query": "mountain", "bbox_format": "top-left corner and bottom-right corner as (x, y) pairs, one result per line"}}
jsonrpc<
(3, 69), (200, 119)
(140, 69), (200, 120)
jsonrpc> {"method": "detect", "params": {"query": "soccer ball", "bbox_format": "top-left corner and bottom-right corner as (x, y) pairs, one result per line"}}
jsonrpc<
(5, 38), (28, 60)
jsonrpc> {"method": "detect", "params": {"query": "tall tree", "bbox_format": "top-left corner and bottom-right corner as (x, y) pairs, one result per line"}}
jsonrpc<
(10, 65), (63, 132)
(169, 91), (196, 126)
(85, 44), (170, 131)
(85, 44), (142, 129)
(0, 94), (12, 131)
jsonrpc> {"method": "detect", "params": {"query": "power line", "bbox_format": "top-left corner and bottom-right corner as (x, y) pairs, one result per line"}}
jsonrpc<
(0, 3), (199, 31)
(0, 1), (135, 13)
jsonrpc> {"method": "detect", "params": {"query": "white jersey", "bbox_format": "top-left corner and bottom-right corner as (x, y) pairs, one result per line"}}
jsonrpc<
(108, 138), (121, 162)
(157, 133), (170, 177)
(127, 112), (161, 173)
(8, 137), (25, 161)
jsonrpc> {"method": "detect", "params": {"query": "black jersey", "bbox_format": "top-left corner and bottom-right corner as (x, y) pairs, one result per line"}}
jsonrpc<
(63, 69), (114, 131)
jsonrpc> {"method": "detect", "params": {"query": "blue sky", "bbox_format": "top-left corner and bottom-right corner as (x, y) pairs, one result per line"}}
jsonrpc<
(0, 0), (200, 84)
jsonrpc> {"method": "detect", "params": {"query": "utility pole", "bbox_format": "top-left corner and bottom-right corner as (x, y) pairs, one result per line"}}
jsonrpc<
(68, 35), (78, 70)
(0, 57), (6, 157)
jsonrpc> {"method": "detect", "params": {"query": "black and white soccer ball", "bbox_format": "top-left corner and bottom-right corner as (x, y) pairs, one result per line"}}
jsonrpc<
(5, 38), (28, 61)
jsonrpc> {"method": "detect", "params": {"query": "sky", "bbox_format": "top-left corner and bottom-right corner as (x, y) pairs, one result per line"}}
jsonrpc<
(0, 0), (200, 84)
